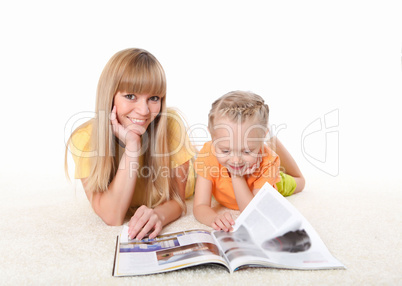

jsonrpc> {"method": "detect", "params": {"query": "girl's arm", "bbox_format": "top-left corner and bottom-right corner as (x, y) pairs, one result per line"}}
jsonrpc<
(230, 175), (255, 212)
(269, 137), (305, 193)
(227, 155), (262, 212)
(127, 160), (189, 240)
(193, 176), (234, 231)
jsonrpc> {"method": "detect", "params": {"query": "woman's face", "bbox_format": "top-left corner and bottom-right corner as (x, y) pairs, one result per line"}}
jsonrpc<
(113, 91), (162, 135)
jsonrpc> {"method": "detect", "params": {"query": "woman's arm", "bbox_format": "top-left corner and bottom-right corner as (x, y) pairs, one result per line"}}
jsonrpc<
(193, 176), (234, 231)
(81, 146), (140, 226)
(269, 137), (305, 193)
(81, 106), (143, 226)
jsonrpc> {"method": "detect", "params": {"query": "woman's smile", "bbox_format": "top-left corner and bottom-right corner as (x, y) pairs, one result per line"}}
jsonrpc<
(127, 117), (147, 125)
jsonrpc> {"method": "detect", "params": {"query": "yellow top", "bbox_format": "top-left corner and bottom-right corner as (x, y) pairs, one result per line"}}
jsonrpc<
(69, 109), (196, 207)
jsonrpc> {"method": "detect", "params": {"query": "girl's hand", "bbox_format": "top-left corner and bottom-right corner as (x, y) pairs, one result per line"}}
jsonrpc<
(227, 154), (262, 178)
(243, 154), (262, 176)
(110, 106), (142, 152)
(212, 212), (235, 232)
(128, 205), (163, 240)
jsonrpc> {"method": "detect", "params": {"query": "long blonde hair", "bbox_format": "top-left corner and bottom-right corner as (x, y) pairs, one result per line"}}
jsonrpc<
(65, 48), (185, 211)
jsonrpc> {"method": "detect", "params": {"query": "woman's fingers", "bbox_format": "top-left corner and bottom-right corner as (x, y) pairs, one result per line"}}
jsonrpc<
(110, 106), (123, 137)
(128, 206), (163, 240)
(110, 105), (142, 147)
(110, 106), (119, 128)
(128, 207), (144, 239)
(145, 219), (163, 240)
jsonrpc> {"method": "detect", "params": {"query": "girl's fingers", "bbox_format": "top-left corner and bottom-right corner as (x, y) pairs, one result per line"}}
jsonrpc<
(211, 222), (220, 231)
(257, 155), (262, 167)
(222, 219), (233, 231)
(214, 216), (232, 232)
(214, 219), (227, 231)
(245, 158), (261, 175)
(224, 212), (235, 225)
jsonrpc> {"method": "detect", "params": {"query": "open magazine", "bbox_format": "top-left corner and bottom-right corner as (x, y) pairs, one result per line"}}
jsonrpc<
(112, 183), (345, 276)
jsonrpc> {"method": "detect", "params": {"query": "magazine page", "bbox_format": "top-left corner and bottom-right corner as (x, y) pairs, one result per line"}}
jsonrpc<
(218, 182), (345, 270)
(212, 224), (271, 273)
(113, 226), (229, 276)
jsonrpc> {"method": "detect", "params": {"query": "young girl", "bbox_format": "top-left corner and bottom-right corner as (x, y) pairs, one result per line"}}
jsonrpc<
(65, 48), (195, 240)
(193, 90), (305, 232)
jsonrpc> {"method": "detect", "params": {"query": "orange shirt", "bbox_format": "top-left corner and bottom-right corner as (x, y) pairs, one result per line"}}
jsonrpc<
(194, 141), (280, 210)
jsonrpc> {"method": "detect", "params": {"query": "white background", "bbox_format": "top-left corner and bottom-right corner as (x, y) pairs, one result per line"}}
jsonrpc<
(0, 0), (401, 185)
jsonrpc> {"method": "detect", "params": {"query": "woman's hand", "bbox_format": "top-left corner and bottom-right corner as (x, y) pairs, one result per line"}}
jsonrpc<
(110, 106), (142, 153)
(128, 205), (163, 240)
(212, 211), (235, 232)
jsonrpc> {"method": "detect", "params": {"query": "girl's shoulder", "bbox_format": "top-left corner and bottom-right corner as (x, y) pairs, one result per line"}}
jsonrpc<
(195, 141), (218, 165)
(261, 143), (279, 165)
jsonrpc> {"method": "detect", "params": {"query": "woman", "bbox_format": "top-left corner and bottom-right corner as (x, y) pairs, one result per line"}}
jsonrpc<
(65, 48), (195, 240)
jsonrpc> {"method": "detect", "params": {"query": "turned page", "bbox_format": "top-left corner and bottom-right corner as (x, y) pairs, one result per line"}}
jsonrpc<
(233, 182), (303, 247)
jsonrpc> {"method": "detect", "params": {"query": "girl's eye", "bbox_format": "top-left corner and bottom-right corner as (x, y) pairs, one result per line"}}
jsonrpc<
(149, 96), (160, 102)
(125, 94), (136, 100)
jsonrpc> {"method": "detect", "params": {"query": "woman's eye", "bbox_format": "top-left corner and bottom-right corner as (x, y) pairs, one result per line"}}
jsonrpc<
(125, 94), (136, 100)
(221, 150), (229, 154)
(149, 96), (160, 102)
(243, 150), (251, 154)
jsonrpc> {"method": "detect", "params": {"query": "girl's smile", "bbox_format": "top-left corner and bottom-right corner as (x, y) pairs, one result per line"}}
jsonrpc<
(229, 164), (244, 170)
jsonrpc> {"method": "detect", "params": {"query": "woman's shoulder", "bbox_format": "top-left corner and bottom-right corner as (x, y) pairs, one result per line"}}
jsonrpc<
(165, 107), (195, 167)
(166, 107), (189, 145)
(166, 107), (186, 130)
(70, 120), (94, 151)
(69, 120), (94, 179)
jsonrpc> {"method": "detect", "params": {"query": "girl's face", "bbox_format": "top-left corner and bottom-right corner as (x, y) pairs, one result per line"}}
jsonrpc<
(211, 117), (265, 174)
(113, 91), (162, 135)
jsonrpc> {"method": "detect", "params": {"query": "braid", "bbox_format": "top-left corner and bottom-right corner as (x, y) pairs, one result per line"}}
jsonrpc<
(209, 91), (269, 128)
(221, 100), (265, 117)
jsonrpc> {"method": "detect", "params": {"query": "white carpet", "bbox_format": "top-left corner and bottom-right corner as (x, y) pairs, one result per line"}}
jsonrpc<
(0, 172), (401, 285)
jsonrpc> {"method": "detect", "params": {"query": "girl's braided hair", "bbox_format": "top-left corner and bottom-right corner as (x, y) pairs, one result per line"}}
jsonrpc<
(208, 90), (269, 131)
